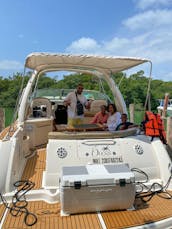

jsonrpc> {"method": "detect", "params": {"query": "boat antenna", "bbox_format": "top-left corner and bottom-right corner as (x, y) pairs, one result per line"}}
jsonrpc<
(144, 61), (152, 111)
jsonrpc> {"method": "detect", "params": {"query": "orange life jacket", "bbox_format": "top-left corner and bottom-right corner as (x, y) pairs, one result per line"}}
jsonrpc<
(144, 111), (166, 144)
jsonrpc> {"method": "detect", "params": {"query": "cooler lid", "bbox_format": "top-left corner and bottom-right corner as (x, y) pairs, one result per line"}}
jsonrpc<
(60, 164), (135, 187)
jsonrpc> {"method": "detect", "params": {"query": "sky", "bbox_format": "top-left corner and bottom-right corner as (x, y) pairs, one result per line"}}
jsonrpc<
(0, 0), (172, 81)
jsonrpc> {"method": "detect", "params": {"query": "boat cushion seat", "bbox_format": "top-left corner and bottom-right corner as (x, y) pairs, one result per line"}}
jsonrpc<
(48, 127), (138, 140)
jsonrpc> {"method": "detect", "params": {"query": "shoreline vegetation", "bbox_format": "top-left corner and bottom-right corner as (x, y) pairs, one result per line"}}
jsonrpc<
(0, 71), (172, 127)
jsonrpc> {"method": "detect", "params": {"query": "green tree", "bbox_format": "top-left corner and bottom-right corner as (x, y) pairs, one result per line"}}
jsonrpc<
(0, 70), (171, 111)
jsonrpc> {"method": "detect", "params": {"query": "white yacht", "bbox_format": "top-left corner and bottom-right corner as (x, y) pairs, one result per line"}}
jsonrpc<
(157, 99), (172, 116)
(0, 53), (171, 229)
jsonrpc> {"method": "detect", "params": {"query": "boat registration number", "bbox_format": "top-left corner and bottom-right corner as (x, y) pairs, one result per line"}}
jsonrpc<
(92, 156), (123, 164)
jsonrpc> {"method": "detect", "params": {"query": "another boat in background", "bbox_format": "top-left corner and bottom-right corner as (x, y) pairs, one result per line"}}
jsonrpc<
(157, 98), (172, 116)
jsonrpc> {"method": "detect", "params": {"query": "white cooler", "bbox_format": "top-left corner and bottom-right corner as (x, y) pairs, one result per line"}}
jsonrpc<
(60, 164), (135, 215)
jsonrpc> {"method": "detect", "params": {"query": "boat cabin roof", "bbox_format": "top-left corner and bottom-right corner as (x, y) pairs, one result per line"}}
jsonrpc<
(25, 53), (150, 75)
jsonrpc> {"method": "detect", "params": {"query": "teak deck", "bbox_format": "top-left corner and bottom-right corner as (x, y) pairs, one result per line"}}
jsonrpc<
(0, 148), (172, 229)
(2, 201), (102, 229)
(21, 148), (46, 190)
(0, 124), (17, 140)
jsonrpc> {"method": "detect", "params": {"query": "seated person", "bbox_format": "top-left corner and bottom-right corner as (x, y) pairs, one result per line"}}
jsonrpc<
(104, 104), (121, 131)
(90, 105), (108, 125)
(116, 113), (137, 130)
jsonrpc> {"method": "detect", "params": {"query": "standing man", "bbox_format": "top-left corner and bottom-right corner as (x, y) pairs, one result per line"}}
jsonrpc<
(64, 83), (90, 127)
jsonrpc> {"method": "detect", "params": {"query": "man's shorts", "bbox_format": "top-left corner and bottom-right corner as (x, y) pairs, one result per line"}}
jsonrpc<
(67, 117), (83, 127)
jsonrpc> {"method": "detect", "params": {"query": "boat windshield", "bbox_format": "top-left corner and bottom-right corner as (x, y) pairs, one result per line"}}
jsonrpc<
(29, 70), (113, 105)
(32, 88), (112, 104)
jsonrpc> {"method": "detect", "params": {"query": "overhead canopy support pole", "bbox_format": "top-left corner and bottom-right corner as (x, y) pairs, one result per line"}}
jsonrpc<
(144, 61), (152, 111)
